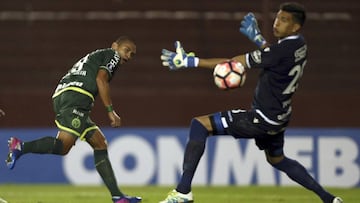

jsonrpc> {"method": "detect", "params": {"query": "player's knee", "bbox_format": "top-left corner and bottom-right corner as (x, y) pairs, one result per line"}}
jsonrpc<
(189, 118), (209, 142)
(193, 116), (212, 131)
(266, 155), (284, 165)
(265, 150), (285, 165)
(86, 130), (108, 150)
(94, 142), (108, 150)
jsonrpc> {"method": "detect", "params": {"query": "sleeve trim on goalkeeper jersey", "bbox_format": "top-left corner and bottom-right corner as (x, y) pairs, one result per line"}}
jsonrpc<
(245, 53), (252, 69)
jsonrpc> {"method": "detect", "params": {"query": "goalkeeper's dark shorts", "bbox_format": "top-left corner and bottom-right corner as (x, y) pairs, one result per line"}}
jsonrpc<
(52, 90), (98, 140)
(209, 109), (288, 157)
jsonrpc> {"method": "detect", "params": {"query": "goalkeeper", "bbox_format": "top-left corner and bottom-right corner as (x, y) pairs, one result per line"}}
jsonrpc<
(159, 2), (342, 203)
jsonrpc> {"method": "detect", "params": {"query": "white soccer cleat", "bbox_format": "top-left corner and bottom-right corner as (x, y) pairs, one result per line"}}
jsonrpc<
(0, 197), (8, 203)
(332, 197), (343, 203)
(159, 189), (193, 203)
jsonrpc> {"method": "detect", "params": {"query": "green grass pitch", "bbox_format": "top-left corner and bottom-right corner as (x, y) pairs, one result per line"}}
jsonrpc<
(0, 185), (358, 203)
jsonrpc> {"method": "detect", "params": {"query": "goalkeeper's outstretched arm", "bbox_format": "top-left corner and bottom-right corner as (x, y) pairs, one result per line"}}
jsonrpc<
(161, 41), (248, 70)
(198, 55), (247, 69)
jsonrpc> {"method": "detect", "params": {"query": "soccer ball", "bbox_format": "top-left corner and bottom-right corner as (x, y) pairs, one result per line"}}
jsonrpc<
(213, 60), (246, 90)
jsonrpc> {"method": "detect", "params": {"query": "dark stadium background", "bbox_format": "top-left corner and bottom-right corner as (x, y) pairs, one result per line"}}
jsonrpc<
(0, 0), (359, 128)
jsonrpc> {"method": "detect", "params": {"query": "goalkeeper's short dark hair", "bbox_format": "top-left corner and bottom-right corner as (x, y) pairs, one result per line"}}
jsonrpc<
(280, 2), (306, 26)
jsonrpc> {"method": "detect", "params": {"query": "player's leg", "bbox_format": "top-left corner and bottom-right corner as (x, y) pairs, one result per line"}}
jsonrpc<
(160, 115), (212, 203)
(176, 116), (211, 193)
(263, 135), (343, 203)
(86, 128), (141, 203)
(160, 109), (265, 203)
(21, 130), (74, 155)
(6, 131), (72, 169)
(160, 109), (259, 203)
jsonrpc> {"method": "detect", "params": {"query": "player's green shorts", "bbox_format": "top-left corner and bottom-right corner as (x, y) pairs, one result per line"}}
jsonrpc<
(53, 90), (98, 140)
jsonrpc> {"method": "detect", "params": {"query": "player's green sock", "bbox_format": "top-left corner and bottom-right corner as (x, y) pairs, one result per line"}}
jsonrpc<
(94, 149), (124, 197)
(23, 136), (63, 154)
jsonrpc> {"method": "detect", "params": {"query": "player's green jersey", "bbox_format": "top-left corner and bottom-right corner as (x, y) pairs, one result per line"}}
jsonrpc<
(52, 48), (121, 101)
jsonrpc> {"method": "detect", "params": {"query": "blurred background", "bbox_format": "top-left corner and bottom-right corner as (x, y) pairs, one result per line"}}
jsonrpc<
(0, 0), (359, 128)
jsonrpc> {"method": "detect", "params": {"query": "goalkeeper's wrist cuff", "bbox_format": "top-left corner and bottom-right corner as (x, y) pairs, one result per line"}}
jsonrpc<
(185, 57), (199, 68)
(254, 34), (267, 48)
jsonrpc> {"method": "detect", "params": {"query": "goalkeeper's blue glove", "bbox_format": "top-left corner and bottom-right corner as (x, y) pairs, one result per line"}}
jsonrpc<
(240, 12), (267, 48)
(161, 41), (199, 70)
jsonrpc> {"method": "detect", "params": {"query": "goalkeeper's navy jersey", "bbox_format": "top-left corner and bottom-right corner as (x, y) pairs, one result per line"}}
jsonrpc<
(245, 34), (307, 125)
(53, 48), (121, 100)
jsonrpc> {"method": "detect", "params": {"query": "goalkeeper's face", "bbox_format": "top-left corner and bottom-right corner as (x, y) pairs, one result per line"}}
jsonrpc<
(112, 40), (137, 64)
(273, 10), (301, 39)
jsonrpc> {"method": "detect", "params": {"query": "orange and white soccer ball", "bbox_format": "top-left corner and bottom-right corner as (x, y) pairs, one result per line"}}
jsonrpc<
(213, 60), (246, 90)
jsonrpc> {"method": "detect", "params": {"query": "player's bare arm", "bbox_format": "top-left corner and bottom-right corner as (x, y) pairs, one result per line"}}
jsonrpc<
(231, 55), (247, 68)
(96, 69), (121, 127)
(161, 41), (249, 70)
(196, 53), (247, 68)
(192, 54), (248, 69)
(198, 58), (229, 69)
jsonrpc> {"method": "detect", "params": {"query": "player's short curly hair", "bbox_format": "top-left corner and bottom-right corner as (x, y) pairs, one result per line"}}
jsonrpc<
(115, 36), (135, 45)
(280, 2), (306, 26)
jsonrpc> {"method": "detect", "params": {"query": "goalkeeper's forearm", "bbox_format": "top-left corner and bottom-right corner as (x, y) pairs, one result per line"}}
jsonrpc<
(198, 58), (230, 69)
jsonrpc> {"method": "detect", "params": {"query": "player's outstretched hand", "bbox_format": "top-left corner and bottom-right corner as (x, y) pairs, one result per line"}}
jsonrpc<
(240, 12), (267, 48)
(161, 41), (198, 70)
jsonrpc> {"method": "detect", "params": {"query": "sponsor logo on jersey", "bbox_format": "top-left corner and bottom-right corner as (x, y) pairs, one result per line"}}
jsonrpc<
(106, 52), (120, 74)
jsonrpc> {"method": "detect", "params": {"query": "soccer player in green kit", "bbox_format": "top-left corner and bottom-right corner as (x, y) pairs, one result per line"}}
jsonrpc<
(6, 36), (141, 203)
